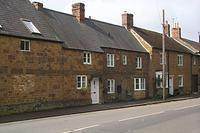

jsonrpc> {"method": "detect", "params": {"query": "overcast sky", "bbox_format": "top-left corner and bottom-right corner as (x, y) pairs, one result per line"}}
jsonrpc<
(30, 0), (200, 42)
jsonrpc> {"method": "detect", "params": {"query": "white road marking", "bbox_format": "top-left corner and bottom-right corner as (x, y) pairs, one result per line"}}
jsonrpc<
(173, 104), (200, 111)
(63, 124), (99, 133)
(118, 111), (165, 122)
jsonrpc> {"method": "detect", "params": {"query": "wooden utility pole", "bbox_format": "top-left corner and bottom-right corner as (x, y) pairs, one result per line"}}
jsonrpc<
(162, 9), (166, 101)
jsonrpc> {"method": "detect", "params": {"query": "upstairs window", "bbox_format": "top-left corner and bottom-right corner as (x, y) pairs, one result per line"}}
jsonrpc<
(136, 57), (142, 69)
(193, 56), (197, 65)
(177, 54), (184, 66)
(107, 54), (115, 67)
(122, 55), (127, 65)
(20, 40), (30, 51)
(22, 19), (41, 34)
(83, 52), (92, 64)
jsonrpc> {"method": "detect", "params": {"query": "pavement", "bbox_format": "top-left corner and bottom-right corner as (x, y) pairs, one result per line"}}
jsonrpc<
(0, 95), (199, 124)
(0, 97), (200, 133)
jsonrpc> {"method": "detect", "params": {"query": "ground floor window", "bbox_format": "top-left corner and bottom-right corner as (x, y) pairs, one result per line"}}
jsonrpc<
(107, 79), (115, 94)
(156, 71), (168, 88)
(178, 75), (184, 87)
(134, 78), (146, 91)
(77, 75), (87, 89)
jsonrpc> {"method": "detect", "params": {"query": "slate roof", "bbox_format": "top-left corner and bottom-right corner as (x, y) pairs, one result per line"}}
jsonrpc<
(182, 38), (200, 52)
(39, 8), (147, 53)
(0, 0), (147, 53)
(0, 0), (62, 42)
(133, 27), (192, 53)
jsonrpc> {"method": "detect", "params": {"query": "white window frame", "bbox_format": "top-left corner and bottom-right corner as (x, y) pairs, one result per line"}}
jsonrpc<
(134, 78), (146, 91)
(83, 52), (92, 65)
(136, 57), (142, 69)
(0, 24), (2, 29)
(107, 79), (115, 94)
(193, 56), (197, 65)
(122, 55), (128, 65)
(160, 52), (167, 65)
(22, 19), (41, 34)
(178, 75), (184, 87)
(77, 75), (87, 89)
(156, 71), (168, 88)
(177, 54), (184, 66)
(107, 54), (115, 67)
(20, 39), (30, 52)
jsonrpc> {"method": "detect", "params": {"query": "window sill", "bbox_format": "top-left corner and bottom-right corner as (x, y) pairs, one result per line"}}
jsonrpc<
(107, 66), (115, 68)
(20, 50), (31, 52)
(134, 89), (146, 91)
(107, 92), (115, 94)
(83, 63), (92, 65)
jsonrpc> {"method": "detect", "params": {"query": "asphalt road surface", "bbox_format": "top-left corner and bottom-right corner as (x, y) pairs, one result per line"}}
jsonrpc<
(0, 98), (200, 133)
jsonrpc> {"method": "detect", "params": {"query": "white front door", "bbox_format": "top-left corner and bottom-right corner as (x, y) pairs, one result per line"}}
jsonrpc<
(91, 78), (100, 104)
(169, 76), (174, 95)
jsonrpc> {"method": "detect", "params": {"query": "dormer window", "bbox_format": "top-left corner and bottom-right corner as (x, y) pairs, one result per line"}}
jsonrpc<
(22, 19), (41, 34)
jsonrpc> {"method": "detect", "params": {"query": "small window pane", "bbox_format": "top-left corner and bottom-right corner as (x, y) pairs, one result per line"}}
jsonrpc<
(136, 79), (139, 89)
(82, 77), (86, 88)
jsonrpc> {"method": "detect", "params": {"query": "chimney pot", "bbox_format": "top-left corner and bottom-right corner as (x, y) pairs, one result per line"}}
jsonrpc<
(32, 2), (43, 10)
(72, 3), (85, 22)
(172, 22), (181, 39)
(122, 12), (133, 30)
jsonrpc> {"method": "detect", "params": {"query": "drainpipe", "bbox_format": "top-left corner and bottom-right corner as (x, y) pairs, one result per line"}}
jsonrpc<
(190, 54), (193, 94)
(167, 51), (169, 95)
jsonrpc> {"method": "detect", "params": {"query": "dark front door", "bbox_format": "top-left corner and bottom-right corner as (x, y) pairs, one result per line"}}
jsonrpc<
(192, 75), (198, 93)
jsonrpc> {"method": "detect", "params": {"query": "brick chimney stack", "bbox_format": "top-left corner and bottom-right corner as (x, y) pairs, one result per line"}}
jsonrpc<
(198, 32), (200, 43)
(32, 2), (43, 10)
(72, 3), (85, 22)
(122, 11), (133, 30)
(164, 21), (170, 37)
(172, 23), (181, 39)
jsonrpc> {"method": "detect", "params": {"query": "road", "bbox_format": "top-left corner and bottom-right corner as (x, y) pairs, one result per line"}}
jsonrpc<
(0, 98), (200, 133)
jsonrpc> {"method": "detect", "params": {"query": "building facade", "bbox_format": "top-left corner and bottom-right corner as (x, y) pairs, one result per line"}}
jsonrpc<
(171, 24), (200, 93)
(0, 0), (199, 116)
(128, 16), (193, 98)
(0, 0), (149, 115)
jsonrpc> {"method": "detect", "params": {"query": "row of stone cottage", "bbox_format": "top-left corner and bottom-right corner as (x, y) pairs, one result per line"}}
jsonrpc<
(0, 0), (199, 114)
